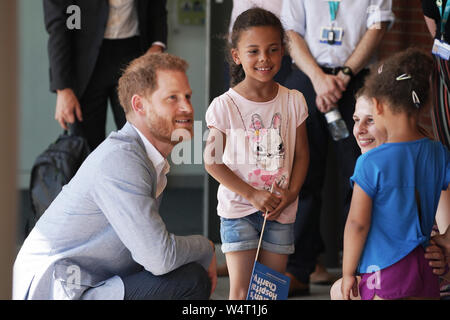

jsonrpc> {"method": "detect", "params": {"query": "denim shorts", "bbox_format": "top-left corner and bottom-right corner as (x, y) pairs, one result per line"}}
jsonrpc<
(220, 212), (295, 255)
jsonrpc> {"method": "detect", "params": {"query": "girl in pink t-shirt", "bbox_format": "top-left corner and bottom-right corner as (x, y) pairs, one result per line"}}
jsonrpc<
(204, 8), (309, 300)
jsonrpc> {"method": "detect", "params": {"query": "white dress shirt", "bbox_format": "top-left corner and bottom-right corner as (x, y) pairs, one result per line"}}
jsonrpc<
(104, 0), (139, 39)
(104, 0), (166, 49)
(12, 123), (212, 300)
(133, 125), (170, 198)
(281, 0), (395, 68)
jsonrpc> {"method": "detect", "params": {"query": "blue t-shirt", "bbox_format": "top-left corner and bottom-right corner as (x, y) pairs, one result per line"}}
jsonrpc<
(351, 138), (450, 274)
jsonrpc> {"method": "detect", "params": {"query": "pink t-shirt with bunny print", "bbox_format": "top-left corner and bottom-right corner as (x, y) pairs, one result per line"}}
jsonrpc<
(205, 84), (308, 224)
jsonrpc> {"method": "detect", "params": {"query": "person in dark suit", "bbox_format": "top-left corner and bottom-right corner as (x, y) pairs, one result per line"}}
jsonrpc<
(43, 0), (168, 150)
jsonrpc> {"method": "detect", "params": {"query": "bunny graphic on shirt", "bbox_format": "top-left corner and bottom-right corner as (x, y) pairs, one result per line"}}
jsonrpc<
(247, 113), (287, 191)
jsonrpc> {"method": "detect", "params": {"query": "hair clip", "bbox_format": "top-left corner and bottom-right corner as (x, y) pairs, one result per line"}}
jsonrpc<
(412, 90), (420, 108)
(378, 64), (383, 74)
(396, 73), (412, 81)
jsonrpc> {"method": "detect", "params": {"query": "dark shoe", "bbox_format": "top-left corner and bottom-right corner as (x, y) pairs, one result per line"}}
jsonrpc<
(286, 272), (310, 297)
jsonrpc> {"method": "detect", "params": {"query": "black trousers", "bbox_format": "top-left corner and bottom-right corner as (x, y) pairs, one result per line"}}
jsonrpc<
(284, 66), (367, 284)
(73, 36), (142, 151)
(122, 262), (211, 300)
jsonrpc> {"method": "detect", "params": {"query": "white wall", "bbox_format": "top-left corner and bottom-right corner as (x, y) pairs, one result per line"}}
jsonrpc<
(167, 0), (207, 180)
(18, 0), (60, 188)
(17, 0), (207, 189)
(165, 0), (207, 179)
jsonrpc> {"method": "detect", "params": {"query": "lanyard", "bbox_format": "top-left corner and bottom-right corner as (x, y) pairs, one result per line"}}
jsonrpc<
(437, 0), (450, 38)
(328, 1), (340, 22)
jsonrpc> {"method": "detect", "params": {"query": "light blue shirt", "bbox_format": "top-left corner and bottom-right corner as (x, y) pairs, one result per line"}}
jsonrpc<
(132, 124), (170, 198)
(351, 138), (450, 273)
(13, 123), (213, 300)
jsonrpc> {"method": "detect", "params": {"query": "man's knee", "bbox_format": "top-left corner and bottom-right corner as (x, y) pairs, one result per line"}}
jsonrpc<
(180, 262), (211, 300)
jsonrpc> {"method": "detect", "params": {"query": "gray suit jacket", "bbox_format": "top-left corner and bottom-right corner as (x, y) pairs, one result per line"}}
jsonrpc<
(13, 123), (212, 300)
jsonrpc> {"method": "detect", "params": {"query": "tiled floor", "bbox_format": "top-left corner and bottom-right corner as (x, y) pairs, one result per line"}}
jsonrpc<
(211, 244), (340, 300)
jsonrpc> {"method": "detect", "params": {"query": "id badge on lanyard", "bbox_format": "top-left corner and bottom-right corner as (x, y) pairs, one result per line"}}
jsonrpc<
(433, 38), (450, 60)
(433, 0), (450, 60)
(319, 0), (343, 46)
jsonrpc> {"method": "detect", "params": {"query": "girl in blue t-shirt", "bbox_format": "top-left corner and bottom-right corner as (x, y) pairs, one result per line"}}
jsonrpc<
(341, 48), (450, 300)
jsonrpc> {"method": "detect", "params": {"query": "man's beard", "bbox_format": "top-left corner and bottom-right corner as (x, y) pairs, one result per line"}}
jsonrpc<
(146, 113), (192, 145)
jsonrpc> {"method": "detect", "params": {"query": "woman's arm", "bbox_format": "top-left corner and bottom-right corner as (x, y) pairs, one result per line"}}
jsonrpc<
(436, 187), (450, 234)
(342, 183), (372, 300)
(432, 225), (450, 271)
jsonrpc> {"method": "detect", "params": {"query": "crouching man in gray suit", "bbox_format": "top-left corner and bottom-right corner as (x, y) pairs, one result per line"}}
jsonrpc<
(13, 52), (217, 300)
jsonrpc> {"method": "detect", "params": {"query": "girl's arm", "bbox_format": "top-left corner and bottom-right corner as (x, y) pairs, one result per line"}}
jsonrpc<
(433, 186), (450, 281)
(436, 186), (450, 234)
(204, 127), (281, 213)
(267, 122), (309, 220)
(342, 183), (372, 300)
(432, 225), (450, 281)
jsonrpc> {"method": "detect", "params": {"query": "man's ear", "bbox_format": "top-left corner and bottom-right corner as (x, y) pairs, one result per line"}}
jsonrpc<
(231, 48), (241, 65)
(131, 94), (145, 115)
(372, 97), (384, 116)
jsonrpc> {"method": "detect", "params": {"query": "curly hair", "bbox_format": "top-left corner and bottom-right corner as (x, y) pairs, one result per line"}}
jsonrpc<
(227, 7), (285, 87)
(362, 47), (433, 116)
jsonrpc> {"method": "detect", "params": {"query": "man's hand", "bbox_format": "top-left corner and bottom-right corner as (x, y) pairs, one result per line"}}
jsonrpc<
(207, 241), (218, 296)
(311, 72), (346, 113)
(147, 44), (165, 54)
(55, 88), (82, 130)
(337, 70), (351, 88)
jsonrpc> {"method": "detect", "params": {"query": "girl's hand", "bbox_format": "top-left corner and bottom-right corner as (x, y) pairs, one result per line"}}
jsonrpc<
(432, 226), (450, 259)
(341, 275), (358, 300)
(249, 189), (281, 214)
(425, 240), (447, 276)
(265, 184), (297, 221)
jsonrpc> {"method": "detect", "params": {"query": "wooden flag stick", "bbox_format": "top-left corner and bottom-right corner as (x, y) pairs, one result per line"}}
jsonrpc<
(255, 181), (276, 262)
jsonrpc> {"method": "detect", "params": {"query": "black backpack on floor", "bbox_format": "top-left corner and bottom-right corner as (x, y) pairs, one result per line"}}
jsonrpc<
(28, 130), (90, 233)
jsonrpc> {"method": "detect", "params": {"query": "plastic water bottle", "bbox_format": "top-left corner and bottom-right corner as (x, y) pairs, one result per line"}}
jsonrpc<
(324, 108), (349, 141)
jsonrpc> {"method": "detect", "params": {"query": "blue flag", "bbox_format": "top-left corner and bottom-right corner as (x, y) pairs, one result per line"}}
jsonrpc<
(247, 261), (290, 300)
